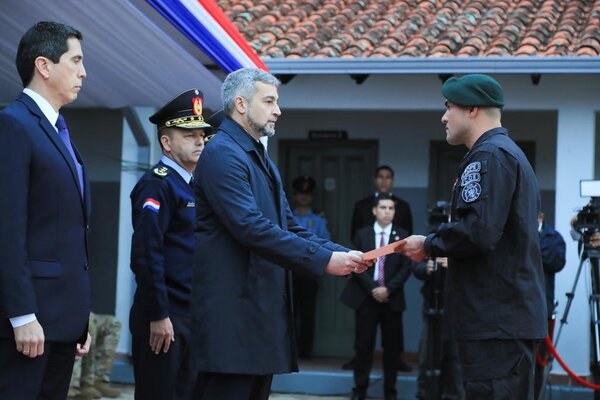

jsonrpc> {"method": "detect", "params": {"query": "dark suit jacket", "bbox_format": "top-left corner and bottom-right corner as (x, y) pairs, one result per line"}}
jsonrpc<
(350, 194), (413, 240)
(191, 117), (347, 374)
(0, 92), (90, 343)
(340, 225), (412, 312)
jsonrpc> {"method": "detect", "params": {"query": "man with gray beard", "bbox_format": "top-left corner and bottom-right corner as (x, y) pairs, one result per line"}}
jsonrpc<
(190, 68), (371, 400)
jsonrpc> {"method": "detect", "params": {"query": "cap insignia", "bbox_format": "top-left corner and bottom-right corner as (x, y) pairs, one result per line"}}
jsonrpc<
(192, 97), (203, 116)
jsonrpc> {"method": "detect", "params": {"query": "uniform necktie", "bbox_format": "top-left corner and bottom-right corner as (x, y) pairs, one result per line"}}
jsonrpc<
(55, 115), (84, 197)
(377, 231), (386, 286)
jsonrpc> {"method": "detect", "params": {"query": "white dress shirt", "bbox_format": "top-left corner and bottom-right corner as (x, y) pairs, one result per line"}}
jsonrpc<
(372, 222), (392, 282)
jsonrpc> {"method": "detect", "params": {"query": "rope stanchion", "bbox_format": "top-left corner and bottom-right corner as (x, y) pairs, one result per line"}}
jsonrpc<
(544, 335), (600, 390)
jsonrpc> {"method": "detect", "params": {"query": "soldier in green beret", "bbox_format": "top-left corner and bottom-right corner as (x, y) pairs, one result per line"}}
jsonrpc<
(400, 74), (547, 399)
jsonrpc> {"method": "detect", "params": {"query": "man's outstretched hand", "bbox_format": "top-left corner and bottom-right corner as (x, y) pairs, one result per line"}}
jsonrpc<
(325, 251), (372, 276)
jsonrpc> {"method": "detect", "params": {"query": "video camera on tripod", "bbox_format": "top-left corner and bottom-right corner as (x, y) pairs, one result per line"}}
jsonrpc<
(427, 201), (450, 234)
(573, 180), (600, 251)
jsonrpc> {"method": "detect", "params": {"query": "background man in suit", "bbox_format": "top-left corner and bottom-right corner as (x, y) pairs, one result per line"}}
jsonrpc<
(341, 194), (412, 400)
(129, 89), (211, 400)
(191, 67), (370, 400)
(350, 166), (413, 241)
(346, 170), (413, 372)
(0, 21), (91, 399)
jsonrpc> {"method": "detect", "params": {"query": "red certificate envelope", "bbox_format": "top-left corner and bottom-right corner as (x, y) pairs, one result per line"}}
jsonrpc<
(361, 240), (407, 261)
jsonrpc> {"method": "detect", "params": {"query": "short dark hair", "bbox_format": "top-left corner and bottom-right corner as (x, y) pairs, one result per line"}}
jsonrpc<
(16, 21), (82, 87)
(158, 127), (174, 152)
(372, 193), (396, 208)
(375, 165), (394, 178)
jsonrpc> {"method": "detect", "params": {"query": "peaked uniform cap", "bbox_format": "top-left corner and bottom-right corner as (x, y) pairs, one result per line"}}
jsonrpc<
(149, 88), (211, 129)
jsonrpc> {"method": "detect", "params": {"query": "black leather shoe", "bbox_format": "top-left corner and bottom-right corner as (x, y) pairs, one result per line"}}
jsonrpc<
(397, 359), (412, 372)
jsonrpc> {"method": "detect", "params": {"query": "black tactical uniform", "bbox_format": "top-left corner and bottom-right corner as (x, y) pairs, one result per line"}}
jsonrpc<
(424, 126), (547, 398)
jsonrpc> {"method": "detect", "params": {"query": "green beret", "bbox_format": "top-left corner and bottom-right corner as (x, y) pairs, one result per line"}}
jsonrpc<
(442, 74), (504, 108)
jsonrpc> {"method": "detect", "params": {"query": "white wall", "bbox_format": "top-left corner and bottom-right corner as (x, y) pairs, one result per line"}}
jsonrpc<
(270, 110), (557, 190)
(114, 107), (160, 354)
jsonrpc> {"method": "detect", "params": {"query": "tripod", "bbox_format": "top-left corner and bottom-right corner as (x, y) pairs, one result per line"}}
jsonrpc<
(421, 259), (444, 400)
(537, 247), (600, 400)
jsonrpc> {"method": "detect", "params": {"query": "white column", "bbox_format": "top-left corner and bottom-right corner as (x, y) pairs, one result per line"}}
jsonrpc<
(114, 107), (159, 354)
(553, 106), (596, 376)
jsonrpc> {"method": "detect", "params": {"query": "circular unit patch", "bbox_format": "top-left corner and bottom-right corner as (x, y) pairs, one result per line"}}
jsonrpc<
(461, 182), (482, 203)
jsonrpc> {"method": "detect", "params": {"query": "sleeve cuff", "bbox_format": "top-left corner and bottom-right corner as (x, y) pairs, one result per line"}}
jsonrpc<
(10, 313), (37, 328)
(424, 234), (435, 258)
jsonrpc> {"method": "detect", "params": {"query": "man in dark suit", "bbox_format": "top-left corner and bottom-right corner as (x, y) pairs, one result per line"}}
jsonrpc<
(341, 194), (412, 400)
(129, 89), (211, 400)
(350, 166), (413, 240)
(0, 21), (91, 399)
(345, 169), (413, 372)
(191, 67), (370, 400)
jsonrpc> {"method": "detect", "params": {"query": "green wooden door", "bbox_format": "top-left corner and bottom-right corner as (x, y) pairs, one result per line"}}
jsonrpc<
(279, 140), (378, 357)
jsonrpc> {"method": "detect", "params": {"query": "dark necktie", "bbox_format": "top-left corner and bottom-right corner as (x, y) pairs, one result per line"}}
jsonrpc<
(377, 231), (386, 286)
(55, 115), (84, 197)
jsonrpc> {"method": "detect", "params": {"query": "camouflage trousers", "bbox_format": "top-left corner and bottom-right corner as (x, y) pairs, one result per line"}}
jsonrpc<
(71, 313), (121, 387)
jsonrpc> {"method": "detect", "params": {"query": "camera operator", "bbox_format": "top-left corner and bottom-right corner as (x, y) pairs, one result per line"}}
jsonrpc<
(534, 212), (566, 399)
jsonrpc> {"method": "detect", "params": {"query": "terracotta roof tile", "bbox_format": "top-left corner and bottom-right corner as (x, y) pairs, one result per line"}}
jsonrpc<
(219, 0), (600, 58)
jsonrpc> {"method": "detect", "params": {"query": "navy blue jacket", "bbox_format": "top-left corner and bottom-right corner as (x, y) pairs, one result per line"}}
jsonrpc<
(129, 161), (195, 324)
(424, 127), (547, 340)
(191, 117), (347, 374)
(0, 93), (90, 343)
(539, 223), (566, 318)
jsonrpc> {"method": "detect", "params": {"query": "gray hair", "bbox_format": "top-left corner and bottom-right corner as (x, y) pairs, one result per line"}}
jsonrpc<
(222, 68), (280, 115)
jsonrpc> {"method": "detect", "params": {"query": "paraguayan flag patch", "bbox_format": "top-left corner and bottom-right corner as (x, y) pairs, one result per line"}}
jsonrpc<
(143, 198), (160, 213)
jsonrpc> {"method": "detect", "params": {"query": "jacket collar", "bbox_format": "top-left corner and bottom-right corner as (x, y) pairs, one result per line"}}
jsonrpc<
(219, 116), (273, 179)
(16, 92), (88, 215)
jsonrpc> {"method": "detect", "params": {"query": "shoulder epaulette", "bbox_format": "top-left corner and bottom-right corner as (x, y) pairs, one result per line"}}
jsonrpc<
(153, 166), (168, 177)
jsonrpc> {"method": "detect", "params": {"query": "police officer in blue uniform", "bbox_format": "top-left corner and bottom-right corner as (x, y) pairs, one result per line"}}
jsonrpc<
(400, 74), (547, 399)
(129, 89), (211, 400)
(290, 176), (331, 358)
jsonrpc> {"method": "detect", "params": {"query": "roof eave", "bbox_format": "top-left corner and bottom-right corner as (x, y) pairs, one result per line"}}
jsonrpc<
(265, 56), (600, 75)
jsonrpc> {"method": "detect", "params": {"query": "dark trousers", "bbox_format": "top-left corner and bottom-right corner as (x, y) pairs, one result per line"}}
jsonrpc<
(458, 339), (537, 400)
(353, 300), (402, 397)
(193, 372), (273, 400)
(131, 312), (195, 400)
(416, 314), (463, 400)
(292, 273), (318, 358)
(0, 338), (76, 400)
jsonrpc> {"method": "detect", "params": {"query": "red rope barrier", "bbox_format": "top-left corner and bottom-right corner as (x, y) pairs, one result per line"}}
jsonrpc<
(544, 335), (600, 390)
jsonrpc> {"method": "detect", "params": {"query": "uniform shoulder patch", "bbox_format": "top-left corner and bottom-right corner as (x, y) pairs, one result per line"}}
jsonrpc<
(461, 182), (482, 203)
(462, 161), (481, 176)
(153, 167), (168, 177)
